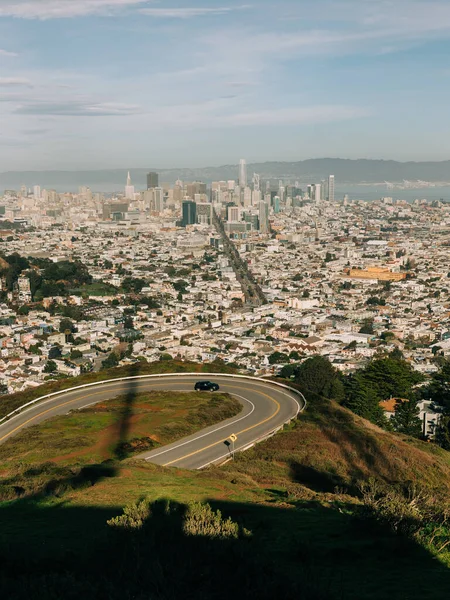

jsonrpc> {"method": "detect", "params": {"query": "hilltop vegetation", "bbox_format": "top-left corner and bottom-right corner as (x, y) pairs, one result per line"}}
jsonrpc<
(0, 391), (240, 501)
(0, 362), (449, 599)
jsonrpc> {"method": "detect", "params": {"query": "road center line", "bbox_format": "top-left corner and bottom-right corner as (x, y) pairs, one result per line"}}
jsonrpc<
(144, 391), (255, 460)
(162, 387), (281, 467)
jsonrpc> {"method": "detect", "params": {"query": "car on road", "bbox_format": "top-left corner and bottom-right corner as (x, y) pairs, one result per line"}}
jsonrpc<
(194, 381), (220, 392)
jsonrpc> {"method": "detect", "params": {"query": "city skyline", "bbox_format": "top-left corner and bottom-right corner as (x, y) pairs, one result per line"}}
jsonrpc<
(2, 1), (450, 170)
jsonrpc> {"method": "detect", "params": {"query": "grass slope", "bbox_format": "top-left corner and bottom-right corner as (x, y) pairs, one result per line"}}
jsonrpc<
(0, 370), (449, 600)
(224, 393), (450, 496)
(0, 391), (240, 499)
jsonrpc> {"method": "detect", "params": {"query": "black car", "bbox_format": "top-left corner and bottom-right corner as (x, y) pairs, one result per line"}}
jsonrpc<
(194, 381), (220, 392)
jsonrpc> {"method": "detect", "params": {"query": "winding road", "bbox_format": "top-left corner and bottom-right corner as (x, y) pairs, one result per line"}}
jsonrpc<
(0, 375), (304, 470)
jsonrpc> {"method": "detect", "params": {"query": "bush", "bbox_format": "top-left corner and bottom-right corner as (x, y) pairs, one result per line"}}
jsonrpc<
(183, 502), (249, 539)
(360, 478), (450, 553)
(107, 499), (151, 530)
(108, 499), (250, 539)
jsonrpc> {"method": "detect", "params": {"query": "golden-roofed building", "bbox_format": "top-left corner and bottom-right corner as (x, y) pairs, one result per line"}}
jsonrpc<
(344, 266), (407, 282)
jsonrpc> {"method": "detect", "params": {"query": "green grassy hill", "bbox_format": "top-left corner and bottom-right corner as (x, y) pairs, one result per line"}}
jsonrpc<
(0, 365), (449, 600)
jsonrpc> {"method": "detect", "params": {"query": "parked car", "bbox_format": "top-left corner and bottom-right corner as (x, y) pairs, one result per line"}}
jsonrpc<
(194, 381), (220, 392)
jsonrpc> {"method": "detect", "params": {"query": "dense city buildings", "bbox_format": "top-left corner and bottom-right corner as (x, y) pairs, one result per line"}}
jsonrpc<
(0, 159), (447, 434)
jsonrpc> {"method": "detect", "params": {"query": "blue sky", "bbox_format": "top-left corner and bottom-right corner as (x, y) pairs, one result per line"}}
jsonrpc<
(1, 0), (450, 170)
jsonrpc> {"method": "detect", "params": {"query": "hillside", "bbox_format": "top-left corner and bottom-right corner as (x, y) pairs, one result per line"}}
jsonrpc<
(3, 158), (450, 188)
(224, 393), (450, 496)
(0, 371), (449, 599)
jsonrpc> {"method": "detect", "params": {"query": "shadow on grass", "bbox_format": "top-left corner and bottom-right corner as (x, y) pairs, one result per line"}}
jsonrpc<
(0, 364), (143, 502)
(289, 463), (349, 494)
(0, 497), (449, 600)
(111, 362), (140, 460)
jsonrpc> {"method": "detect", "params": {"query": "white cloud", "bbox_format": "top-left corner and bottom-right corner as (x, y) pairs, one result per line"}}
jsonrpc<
(14, 99), (141, 116)
(139, 5), (250, 19)
(138, 100), (369, 129)
(0, 48), (18, 56)
(0, 77), (32, 86)
(0, 0), (151, 19)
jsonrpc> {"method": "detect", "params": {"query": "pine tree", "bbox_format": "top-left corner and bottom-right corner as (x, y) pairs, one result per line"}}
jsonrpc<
(391, 399), (423, 438)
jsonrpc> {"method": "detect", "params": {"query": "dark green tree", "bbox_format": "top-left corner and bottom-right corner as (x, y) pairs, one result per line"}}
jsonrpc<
(422, 361), (450, 448)
(391, 399), (423, 438)
(59, 318), (75, 333)
(102, 353), (119, 369)
(124, 315), (134, 330)
(44, 360), (57, 373)
(357, 358), (424, 401)
(48, 346), (62, 360)
(359, 319), (375, 335)
(268, 351), (290, 365)
(122, 277), (146, 294)
(291, 356), (345, 401)
(344, 373), (387, 426)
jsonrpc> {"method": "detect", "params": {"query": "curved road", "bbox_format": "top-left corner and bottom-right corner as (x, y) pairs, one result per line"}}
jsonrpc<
(0, 375), (303, 470)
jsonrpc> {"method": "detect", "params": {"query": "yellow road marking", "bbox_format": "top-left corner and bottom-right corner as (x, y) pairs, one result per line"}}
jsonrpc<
(0, 379), (282, 467)
(162, 386), (280, 466)
(0, 389), (112, 443)
(0, 379), (232, 443)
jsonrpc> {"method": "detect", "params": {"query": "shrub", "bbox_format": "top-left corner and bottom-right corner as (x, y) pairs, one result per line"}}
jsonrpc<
(183, 502), (250, 539)
(107, 499), (151, 530)
(360, 478), (450, 554)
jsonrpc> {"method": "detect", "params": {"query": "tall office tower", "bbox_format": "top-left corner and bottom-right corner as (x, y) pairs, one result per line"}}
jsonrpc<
(125, 171), (135, 199)
(239, 159), (247, 188)
(273, 196), (281, 214)
(173, 184), (183, 205)
(152, 187), (164, 213)
(266, 180), (271, 193)
(259, 200), (269, 234)
(182, 200), (197, 226)
(314, 183), (321, 202)
(243, 186), (252, 207)
(228, 206), (241, 222)
(33, 185), (41, 199)
(321, 179), (327, 202)
(196, 202), (213, 224)
(147, 171), (159, 189)
(328, 175), (335, 202)
(252, 189), (261, 206)
(143, 190), (153, 211)
(253, 173), (260, 192)
(186, 181), (207, 199)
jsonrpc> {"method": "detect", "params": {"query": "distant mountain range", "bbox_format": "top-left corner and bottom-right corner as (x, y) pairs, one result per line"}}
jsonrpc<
(2, 158), (450, 190)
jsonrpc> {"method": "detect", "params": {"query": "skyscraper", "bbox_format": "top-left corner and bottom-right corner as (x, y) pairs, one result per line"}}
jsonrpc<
(147, 171), (159, 189)
(239, 159), (247, 188)
(259, 200), (269, 234)
(125, 171), (135, 199)
(328, 175), (335, 202)
(152, 187), (164, 213)
(182, 200), (197, 226)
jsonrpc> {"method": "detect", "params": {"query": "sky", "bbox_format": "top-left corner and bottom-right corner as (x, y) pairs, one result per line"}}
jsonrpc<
(1, 0), (450, 170)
